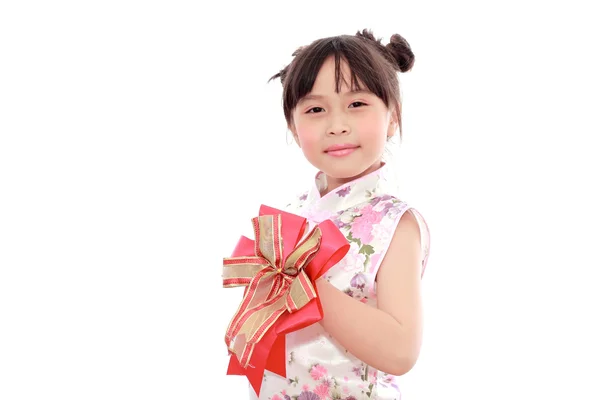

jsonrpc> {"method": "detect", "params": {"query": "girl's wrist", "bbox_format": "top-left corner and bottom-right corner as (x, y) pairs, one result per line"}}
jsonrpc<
(315, 277), (328, 289)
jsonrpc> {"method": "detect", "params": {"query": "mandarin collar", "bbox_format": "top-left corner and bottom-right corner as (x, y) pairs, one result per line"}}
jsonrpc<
(302, 162), (399, 221)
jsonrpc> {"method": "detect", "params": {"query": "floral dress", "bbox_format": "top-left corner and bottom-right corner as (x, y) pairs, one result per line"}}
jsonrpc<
(251, 163), (431, 400)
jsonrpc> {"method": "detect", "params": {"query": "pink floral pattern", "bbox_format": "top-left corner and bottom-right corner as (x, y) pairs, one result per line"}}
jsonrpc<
(252, 164), (430, 400)
(350, 204), (384, 243)
(310, 365), (328, 380)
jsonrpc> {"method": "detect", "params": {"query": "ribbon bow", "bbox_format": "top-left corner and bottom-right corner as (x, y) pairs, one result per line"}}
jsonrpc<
(222, 213), (321, 368)
(222, 205), (349, 397)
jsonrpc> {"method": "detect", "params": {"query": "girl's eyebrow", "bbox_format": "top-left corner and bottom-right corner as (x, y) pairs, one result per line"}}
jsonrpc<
(299, 89), (372, 104)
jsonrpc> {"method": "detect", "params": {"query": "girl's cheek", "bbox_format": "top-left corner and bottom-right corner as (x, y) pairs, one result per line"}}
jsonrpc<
(296, 126), (319, 148)
(298, 136), (319, 153)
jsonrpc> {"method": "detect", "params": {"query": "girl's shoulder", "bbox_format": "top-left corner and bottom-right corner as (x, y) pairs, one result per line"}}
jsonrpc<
(357, 192), (409, 216)
(364, 193), (430, 275)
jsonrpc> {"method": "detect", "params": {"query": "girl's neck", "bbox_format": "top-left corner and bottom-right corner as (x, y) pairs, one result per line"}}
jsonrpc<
(320, 161), (384, 196)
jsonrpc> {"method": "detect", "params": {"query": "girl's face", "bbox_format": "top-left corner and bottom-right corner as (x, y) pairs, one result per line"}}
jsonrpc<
(290, 55), (397, 192)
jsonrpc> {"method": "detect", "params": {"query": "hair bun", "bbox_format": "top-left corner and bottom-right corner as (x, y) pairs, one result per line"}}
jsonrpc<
(385, 33), (415, 72)
(355, 29), (415, 73)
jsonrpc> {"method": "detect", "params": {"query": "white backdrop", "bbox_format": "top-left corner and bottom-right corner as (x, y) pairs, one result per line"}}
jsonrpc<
(1, 1), (599, 399)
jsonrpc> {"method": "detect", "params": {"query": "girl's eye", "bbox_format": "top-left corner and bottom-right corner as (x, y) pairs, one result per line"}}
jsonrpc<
(349, 101), (366, 108)
(306, 102), (365, 113)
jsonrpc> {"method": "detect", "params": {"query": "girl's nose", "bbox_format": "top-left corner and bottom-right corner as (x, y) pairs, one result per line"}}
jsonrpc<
(327, 117), (351, 136)
(328, 128), (349, 135)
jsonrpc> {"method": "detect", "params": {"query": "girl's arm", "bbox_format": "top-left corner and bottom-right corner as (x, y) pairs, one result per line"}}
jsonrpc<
(315, 210), (424, 376)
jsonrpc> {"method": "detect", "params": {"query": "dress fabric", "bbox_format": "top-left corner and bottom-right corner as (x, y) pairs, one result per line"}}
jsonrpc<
(250, 164), (431, 400)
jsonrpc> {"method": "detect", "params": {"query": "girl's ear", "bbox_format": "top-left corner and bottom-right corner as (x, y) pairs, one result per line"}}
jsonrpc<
(289, 124), (301, 147)
(387, 107), (400, 138)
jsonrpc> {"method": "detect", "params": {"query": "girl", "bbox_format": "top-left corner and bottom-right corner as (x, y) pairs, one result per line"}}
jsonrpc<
(252, 29), (431, 400)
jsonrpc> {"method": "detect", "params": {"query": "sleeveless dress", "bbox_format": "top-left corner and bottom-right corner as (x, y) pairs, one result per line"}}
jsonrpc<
(251, 163), (431, 400)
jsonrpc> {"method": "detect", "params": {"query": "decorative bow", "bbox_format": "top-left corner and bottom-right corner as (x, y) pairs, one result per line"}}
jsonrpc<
(222, 205), (349, 397)
(222, 213), (321, 368)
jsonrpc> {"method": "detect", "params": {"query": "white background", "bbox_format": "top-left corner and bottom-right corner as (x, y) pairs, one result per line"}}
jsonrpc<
(1, 1), (599, 399)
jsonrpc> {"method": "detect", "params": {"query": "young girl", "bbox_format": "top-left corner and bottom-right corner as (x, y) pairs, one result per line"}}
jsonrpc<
(249, 29), (430, 400)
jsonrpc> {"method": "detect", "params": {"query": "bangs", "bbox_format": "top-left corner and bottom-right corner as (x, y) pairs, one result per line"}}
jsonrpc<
(282, 36), (396, 124)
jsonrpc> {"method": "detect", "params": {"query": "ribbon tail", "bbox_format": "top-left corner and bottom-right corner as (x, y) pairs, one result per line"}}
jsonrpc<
(226, 318), (283, 394)
(237, 302), (287, 368)
(265, 334), (286, 378)
(227, 353), (267, 397)
(225, 268), (273, 350)
(228, 283), (288, 368)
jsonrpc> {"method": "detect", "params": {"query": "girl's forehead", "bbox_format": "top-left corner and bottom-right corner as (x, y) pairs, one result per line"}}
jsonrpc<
(313, 59), (364, 93)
